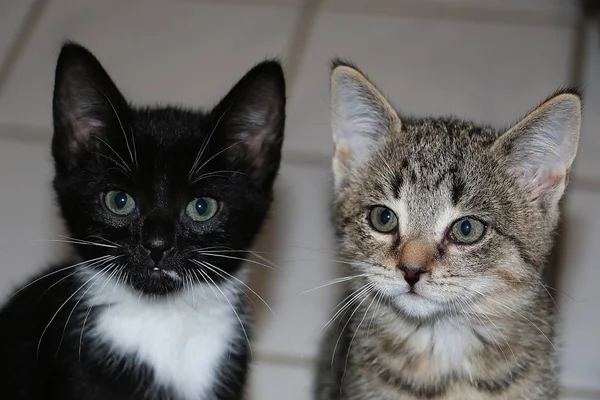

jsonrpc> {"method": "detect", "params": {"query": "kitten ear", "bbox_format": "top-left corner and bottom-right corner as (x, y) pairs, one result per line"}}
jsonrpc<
(492, 89), (582, 208)
(52, 42), (129, 169)
(330, 61), (401, 191)
(210, 60), (285, 184)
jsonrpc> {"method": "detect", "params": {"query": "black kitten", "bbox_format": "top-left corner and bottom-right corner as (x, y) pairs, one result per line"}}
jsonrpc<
(0, 43), (285, 400)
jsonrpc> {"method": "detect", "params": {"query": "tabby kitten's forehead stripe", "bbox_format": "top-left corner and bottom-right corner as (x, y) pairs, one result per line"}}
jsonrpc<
(316, 60), (581, 400)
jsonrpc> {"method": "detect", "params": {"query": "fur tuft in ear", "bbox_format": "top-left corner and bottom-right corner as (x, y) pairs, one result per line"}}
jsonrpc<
(208, 60), (286, 185)
(52, 42), (130, 172)
(330, 61), (401, 191)
(492, 89), (582, 208)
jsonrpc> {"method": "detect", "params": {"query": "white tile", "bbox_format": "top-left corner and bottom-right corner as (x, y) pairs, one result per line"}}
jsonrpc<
(286, 10), (574, 157)
(418, 0), (575, 13)
(558, 190), (600, 391)
(561, 392), (600, 400)
(248, 361), (313, 400)
(0, 0), (300, 133)
(193, 0), (305, 7)
(247, 361), (600, 400)
(193, 0), (578, 15)
(249, 162), (341, 359)
(323, 0), (577, 15)
(0, 134), (65, 300)
(0, 0), (35, 64)
(576, 23), (600, 178)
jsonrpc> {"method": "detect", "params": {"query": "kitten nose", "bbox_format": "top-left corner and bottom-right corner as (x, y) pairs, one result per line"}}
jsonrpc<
(142, 213), (175, 266)
(143, 237), (173, 265)
(398, 264), (428, 287)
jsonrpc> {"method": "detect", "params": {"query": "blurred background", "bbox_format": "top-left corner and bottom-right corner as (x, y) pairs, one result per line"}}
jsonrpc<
(0, 0), (599, 399)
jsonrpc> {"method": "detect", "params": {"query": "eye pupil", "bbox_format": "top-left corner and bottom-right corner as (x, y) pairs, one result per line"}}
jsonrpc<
(460, 219), (472, 236)
(369, 206), (398, 233)
(187, 197), (218, 222)
(379, 209), (391, 225)
(113, 192), (128, 209)
(196, 198), (208, 215)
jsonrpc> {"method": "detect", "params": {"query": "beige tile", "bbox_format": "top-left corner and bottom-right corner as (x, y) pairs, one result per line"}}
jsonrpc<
(184, 0), (578, 16)
(187, 0), (306, 7)
(0, 0), (35, 63)
(561, 389), (600, 400)
(0, 134), (64, 300)
(0, 0), (300, 133)
(576, 23), (600, 179)
(249, 162), (341, 359)
(418, 0), (575, 13)
(286, 10), (574, 157)
(558, 190), (600, 391)
(248, 360), (313, 400)
(323, 0), (577, 17)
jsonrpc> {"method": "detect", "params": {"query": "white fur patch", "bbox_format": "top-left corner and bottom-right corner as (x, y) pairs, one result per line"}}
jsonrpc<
(435, 206), (461, 237)
(82, 272), (240, 399)
(398, 318), (482, 376)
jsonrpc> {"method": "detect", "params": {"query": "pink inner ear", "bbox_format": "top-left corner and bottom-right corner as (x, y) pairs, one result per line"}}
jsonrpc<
(335, 143), (353, 167)
(521, 163), (567, 195)
(69, 115), (104, 152)
(537, 165), (567, 189)
(244, 130), (265, 157)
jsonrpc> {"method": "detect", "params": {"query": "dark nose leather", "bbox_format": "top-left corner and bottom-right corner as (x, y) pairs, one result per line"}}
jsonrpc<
(142, 213), (174, 265)
(398, 264), (428, 287)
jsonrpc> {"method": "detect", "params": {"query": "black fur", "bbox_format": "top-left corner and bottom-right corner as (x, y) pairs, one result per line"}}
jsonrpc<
(0, 42), (285, 399)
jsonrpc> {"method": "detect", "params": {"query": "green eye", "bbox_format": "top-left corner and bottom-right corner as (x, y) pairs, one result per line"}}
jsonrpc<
(369, 206), (398, 233)
(186, 197), (219, 222)
(449, 217), (486, 244)
(104, 191), (136, 215)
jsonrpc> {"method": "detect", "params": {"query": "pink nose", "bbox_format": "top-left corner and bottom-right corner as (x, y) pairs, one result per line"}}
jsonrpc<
(398, 264), (428, 287)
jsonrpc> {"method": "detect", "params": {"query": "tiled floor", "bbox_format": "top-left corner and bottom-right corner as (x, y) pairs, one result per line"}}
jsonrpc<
(0, 1), (599, 399)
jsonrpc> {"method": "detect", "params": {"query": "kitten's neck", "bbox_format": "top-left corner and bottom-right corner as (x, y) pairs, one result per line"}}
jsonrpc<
(361, 289), (554, 385)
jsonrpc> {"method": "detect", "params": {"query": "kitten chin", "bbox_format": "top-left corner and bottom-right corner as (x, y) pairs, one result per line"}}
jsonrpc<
(0, 42), (285, 400)
(317, 60), (580, 400)
(128, 267), (184, 296)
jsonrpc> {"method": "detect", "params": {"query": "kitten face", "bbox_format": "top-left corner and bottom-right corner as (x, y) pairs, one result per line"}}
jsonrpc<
(51, 43), (285, 296)
(330, 61), (581, 321)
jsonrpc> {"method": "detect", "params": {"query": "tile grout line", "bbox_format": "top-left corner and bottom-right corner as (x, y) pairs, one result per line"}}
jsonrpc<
(1, 123), (600, 192)
(282, 0), (323, 92)
(0, 0), (51, 96)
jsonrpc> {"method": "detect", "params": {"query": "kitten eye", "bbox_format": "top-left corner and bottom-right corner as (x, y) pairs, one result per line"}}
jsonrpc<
(103, 191), (136, 216)
(186, 197), (219, 222)
(369, 206), (398, 233)
(448, 217), (486, 244)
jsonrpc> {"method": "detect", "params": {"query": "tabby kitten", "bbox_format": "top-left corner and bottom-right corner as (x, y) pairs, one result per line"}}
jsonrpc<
(0, 43), (285, 400)
(316, 61), (581, 400)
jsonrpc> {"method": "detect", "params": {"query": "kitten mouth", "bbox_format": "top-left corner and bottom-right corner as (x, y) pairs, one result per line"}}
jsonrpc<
(130, 267), (184, 295)
(149, 267), (181, 281)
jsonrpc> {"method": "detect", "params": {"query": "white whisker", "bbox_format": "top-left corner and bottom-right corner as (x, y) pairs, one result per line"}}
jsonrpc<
(98, 89), (134, 169)
(300, 274), (371, 294)
(197, 268), (252, 359)
(91, 135), (131, 173)
(198, 252), (278, 271)
(8, 255), (116, 301)
(37, 265), (110, 356)
(193, 259), (274, 315)
(189, 105), (231, 180)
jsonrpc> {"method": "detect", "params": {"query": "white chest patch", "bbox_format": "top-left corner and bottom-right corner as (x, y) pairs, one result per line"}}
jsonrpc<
(401, 319), (482, 376)
(84, 274), (240, 400)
